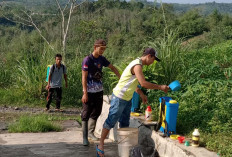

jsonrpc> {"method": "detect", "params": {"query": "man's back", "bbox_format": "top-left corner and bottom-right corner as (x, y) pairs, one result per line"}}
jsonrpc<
(113, 58), (142, 101)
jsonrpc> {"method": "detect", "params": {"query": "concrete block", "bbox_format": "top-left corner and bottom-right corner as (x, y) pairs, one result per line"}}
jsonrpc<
(152, 131), (218, 157)
(95, 95), (140, 141)
(95, 95), (118, 141)
(95, 95), (218, 157)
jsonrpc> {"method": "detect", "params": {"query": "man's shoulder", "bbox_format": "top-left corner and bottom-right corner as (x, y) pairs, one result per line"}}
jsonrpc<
(83, 55), (92, 63)
(100, 55), (109, 60)
(130, 58), (141, 65)
(99, 55), (110, 64)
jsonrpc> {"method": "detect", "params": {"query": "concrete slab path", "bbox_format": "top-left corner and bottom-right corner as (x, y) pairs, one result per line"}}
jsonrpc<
(0, 128), (119, 157)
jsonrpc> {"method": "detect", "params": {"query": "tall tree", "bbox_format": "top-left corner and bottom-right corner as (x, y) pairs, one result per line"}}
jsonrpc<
(0, 0), (86, 61)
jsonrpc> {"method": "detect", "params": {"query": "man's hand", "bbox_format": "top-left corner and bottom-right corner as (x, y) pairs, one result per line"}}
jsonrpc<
(140, 94), (148, 104)
(160, 85), (169, 93)
(46, 85), (50, 90)
(82, 93), (88, 104)
(65, 82), (68, 88)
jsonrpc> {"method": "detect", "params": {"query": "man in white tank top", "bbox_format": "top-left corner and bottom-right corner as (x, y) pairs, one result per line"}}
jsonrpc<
(96, 48), (169, 157)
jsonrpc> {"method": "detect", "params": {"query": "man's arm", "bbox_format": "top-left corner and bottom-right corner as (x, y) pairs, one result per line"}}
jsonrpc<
(46, 74), (52, 90)
(64, 74), (68, 88)
(133, 65), (169, 93)
(135, 87), (148, 104)
(82, 70), (88, 103)
(108, 64), (121, 79)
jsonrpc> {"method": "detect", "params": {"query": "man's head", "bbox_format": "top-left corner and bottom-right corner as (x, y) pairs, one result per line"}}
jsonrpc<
(94, 39), (107, 56)
(55, 54), (62, 65)
(142, 48), (160, 65)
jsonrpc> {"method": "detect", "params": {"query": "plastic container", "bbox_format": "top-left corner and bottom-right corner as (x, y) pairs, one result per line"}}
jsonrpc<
(130, 112), (140, 117)
(170, 134), (179, 140)
(185, 141), (190, 146)
(159, 97), (179, 136)
(192, 129), (200, 147)
(178, 136), (185, 143)
(169, 80), (181, 91)
(145, 106), (152, 121)
(131, 85), (141, 112)
(117, 128), (138, 157)
(46, 65), (52, 82)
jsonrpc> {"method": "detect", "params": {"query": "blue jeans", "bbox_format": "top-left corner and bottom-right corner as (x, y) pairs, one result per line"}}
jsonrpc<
(103, 94), (132, 130)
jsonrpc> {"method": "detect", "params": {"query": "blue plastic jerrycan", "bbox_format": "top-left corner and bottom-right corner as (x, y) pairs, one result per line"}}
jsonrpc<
(159, 97), (179, 136)
(131, 85), (141, 112)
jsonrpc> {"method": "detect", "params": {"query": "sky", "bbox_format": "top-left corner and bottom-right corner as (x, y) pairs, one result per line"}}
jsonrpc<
(148, 0), (232, 4)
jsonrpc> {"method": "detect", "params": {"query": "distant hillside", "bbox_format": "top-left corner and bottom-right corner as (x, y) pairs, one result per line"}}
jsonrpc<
(171, 2), (232, 15)
(126, 1), (232, 15)
(0, 0), (86, 12)
(1, 0), (232, 15)
(0, 0), (90, 7)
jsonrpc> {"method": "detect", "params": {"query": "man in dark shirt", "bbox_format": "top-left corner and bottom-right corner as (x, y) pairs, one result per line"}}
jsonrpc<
(81, 39), (120, 146)
(45, 54), (68, 112)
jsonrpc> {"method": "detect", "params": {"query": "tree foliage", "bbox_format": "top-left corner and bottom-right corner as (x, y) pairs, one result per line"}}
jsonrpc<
(0, 2), (232, 155)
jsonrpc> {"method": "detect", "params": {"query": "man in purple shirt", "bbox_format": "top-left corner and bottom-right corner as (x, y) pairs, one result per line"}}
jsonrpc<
(81, 39), (120, 146)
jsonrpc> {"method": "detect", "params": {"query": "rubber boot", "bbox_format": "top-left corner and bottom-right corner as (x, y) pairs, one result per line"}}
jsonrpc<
(88, 118), (99, 141)
(82, 121), (89, 146)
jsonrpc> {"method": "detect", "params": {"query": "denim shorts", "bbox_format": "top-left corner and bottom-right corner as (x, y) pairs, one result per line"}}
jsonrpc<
(103, 94), (132, 130)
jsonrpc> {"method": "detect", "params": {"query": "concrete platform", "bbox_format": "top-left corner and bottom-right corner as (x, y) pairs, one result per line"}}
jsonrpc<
(0, 95), (218, 157)
(0, 128), (119, 157)
(95, 95), (218, 157)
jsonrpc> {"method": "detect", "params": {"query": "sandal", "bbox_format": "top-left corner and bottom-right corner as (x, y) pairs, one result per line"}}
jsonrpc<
(55, 109), (63, 112)
(96, 145), (104, 157)
(44, 108), (50, 112)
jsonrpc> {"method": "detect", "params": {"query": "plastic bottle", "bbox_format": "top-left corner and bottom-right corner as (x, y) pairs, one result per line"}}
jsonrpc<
(192, 129), (200, 147)
(145, 106), (152, 121)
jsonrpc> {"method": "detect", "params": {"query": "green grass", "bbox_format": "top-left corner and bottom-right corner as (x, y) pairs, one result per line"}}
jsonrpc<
(201, 132), (232, 156)
(0, 88), (45, 107)
(138, 40), (232, 157)
(8, 114), (62, 133)
(1, 28), (232, 156)
(44, 113), (82, 124)
(8, 113), (82, 133)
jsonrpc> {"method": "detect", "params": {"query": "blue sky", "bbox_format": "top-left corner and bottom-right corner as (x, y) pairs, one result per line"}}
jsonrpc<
(148, 0), (232, 4)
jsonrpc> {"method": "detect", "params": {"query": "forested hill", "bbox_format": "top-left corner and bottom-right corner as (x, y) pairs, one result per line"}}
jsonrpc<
(1, 0), (232, 15)
(171, 2), (232, 15)
(0, 0), (232, 156)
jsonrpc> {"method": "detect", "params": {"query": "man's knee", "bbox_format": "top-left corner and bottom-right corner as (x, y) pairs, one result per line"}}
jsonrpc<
(81, 110), (90, 121)
(81, 113), (89, 121)
(103, 119), (117, 130)
(103, 122), (112, 130)
(57, 97), (62, 101)
(119, 122), (130, 128)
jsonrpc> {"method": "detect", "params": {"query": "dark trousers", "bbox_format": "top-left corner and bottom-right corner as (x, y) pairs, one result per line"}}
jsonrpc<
(81, 91), (103, 121)
(46, 87), (62, 109)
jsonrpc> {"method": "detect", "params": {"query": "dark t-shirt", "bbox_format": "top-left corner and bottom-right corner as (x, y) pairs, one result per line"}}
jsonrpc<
(82, 54), (110, 93)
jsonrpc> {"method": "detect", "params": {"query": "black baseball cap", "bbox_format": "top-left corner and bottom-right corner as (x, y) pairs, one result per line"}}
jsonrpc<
(143, 48), (161, 62)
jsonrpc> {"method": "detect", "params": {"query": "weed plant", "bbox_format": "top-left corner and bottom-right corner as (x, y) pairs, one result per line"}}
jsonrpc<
(8, 114), (62, 133)
(144, 40), (232, 157)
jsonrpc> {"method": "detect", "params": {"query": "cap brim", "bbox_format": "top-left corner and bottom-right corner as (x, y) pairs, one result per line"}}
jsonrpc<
(155, 57), (161, 62)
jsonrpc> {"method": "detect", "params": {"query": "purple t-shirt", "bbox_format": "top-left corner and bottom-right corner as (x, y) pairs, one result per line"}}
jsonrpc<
(82, 54), (110, 93)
